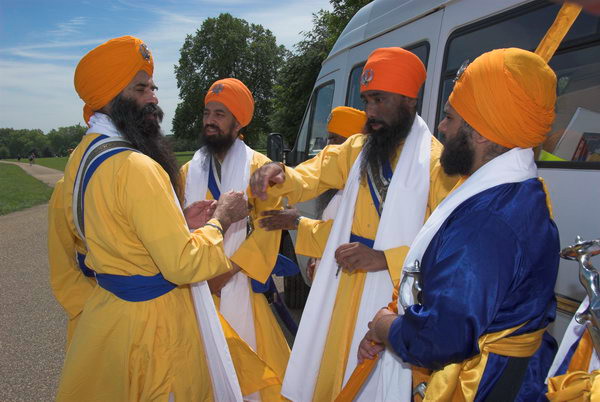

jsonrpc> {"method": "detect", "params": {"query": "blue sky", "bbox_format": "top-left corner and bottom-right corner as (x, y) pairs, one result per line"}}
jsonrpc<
(0, 0), (332, 135)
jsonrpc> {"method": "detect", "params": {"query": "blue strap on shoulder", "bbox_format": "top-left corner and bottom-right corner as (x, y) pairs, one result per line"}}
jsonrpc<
(73, 135), (177, 301)
(366, 159), (393, 217)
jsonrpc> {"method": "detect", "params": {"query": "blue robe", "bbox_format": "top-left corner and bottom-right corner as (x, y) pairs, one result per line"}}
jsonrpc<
(388, 178), (560, 401)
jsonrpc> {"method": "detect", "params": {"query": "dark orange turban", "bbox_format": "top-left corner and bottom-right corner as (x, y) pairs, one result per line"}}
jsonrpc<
(359, 47), (426, 98)
(327, 106), (366, 138)
(449, 48), (556, 149)
(204, 78), (254, 127)
(74, 36), (154, 124)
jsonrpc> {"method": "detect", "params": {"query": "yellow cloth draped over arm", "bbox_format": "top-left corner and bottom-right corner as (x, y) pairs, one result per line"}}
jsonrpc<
(295, 217), (333, 258)
(547, 370), (600, 402)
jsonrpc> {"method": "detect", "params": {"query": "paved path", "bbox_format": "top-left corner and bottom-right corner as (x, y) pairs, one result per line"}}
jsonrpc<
(0, 161), (64, 187)
(0, 163), (65, 401)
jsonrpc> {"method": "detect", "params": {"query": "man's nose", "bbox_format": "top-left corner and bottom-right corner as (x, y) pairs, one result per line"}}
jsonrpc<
(146, 91), (158, 105)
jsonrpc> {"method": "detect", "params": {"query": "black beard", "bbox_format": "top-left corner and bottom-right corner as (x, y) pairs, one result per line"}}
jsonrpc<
(440, 124), (475, 176)
(202, 123), (237, 156)
(360, 105), (415, 179)
(109, 94), (181, 197)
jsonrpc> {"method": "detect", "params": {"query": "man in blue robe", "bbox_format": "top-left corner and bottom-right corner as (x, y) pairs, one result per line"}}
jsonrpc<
(357, 48), (561, 401)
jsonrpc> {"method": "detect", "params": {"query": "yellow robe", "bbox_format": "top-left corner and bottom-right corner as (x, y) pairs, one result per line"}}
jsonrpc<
(180, 150), (290, 401)
(269, 133), (458, 401)
(51, 133), (240, 401)
(296, 216), (333, 258)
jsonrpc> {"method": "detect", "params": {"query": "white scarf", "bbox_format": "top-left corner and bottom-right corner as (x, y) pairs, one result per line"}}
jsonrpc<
(372, 147), (538, 401)
(185, 139), (256, 400)
(282, 115), (432, 402)
(86, 113), (122, 137)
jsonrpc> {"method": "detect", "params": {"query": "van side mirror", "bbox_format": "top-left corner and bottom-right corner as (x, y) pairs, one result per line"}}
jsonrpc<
(267, 133), (285, 162)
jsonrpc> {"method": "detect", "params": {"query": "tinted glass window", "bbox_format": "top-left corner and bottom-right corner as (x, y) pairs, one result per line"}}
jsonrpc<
(438, 2), (600, 167)
(307, 82), (335, 156)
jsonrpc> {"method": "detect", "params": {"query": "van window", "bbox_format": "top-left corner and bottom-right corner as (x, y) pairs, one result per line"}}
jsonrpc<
(306, 81), (335, 157)
(437, 2), (600, 167)
(346, 43), (430, 113)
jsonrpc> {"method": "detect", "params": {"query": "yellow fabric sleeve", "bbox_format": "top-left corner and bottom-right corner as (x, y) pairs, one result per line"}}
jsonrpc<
(295, 217), (333, 258)
(48, 178), (96, 335)
(112, 153), (231, 285)
(231, 152), (283, 284)
(270, 134), (365, 204)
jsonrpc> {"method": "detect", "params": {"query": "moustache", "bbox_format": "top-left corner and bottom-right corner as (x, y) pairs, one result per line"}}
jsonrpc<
(141, 103), (164, 122)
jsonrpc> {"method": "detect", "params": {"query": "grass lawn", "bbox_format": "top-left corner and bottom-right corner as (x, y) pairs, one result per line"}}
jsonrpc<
(0, 164), (53, 215)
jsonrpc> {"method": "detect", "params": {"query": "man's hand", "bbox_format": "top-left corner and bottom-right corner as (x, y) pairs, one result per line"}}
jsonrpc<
(306, 257), (317, 282)
(249, 162), (285, 201)
(214, 191), (249, 232)
(357, 332), (385, 363)
(184, 200), (217, 230)
(357, 308), (397, 363)
(335, 243), (387, 273)
(208, 261), (242, 297)
(259, 205), (300, 231)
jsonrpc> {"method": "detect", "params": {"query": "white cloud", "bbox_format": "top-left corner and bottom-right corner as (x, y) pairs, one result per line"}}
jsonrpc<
(0, 0), (333, 135)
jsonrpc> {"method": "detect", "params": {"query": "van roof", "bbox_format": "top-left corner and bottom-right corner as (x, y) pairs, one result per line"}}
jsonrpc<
(328, 0), (450, 59)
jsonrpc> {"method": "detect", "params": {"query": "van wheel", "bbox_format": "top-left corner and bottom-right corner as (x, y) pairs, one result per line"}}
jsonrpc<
(284, 273), (310, 309)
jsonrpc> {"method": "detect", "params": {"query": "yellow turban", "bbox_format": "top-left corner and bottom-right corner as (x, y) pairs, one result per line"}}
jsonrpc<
(74, 36), (154, 124)
(204, 78), (254, 127)
(327, 106), (366, 138)
(449, 48), (556, 149)
(360, 47), (426, 98)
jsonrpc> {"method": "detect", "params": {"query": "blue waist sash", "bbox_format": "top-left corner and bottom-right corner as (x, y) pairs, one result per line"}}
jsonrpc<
(77, 252), (95, 278)
(96, 272), (177, 302)
(350, 233), (374, 248)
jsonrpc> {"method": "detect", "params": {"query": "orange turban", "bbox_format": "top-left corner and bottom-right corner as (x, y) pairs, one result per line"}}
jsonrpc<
(360, 47), (426, 98)
(449, 48), (556, 149)
(204, 78), (254, 127)
(327, 106), (366, 138)
(74, 36), (154, 124)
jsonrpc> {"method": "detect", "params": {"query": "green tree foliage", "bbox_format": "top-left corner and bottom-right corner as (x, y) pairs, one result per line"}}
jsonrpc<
(47, 124), (87, 156)
(0, 124), (86, 159)
(173, 13), (285, 147)
(270, 0), (372, 146)
(0, 128), (48, 158)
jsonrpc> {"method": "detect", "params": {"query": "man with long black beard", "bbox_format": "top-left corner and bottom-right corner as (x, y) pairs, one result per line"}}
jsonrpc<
(250, 47), (458, 402)
(179, 78), (290, 400)
(48, 36), (250, 401)
(356, 48), (560, 401)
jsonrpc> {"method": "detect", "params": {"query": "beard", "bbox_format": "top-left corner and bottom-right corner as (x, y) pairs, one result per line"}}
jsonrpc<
(440, 124), (475, 176)
(109, 94), (181, 197)
(360, 104), (415, 179)
(202, 122), (237, 156)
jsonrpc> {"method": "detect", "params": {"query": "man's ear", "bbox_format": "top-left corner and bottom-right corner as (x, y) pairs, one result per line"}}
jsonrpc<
(471, 130), (490, 145)
(234, 120), (243, 136)
(406, 97), (418, 108)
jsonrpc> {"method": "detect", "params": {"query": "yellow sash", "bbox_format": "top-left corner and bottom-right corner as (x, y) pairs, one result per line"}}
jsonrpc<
(547, 370), (600, 402)
(423, 324), (546, 401)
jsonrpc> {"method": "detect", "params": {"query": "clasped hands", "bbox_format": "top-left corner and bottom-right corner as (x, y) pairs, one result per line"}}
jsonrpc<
(183, 190), (249, 232)
(357, 307), (397, 363)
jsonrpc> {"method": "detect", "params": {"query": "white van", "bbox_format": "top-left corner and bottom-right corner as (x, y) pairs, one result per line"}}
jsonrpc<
(272, 0), (600, 341)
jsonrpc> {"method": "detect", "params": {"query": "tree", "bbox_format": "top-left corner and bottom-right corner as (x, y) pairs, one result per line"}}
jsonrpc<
(173, 13), (285, 147)
(47, 124), (86, 156)
(270, 0), (372, 146)
(0, 128), (48, 158)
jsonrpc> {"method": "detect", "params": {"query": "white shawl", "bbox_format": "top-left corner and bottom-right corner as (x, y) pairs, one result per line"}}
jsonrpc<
(282, 115), (432, 401)
(184, 138), (255, 401)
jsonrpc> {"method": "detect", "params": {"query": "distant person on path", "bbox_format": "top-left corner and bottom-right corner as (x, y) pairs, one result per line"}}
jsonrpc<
(48, 36), (251, 401)
(28, 152), (35, 165)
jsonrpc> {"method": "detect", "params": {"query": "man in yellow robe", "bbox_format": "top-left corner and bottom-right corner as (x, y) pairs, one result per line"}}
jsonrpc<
(48, 36), (252, 401)
(259, 106), (367, 281)
(251, 47), (458, 401)
(179, 78), (290, 401)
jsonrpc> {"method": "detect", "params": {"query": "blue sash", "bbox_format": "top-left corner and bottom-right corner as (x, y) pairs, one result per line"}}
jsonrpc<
(74, 135), (176, 301)
(366, 159), (393, 217)
(350, 232), (375, 248)
(208, 157), (220, 200)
